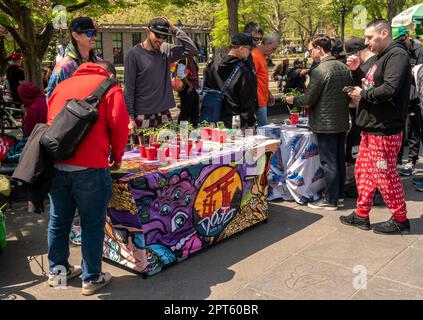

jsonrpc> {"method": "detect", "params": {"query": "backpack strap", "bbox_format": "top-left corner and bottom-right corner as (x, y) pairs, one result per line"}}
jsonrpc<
(220, 62), (243, 95)
(85, 78), (117, 109)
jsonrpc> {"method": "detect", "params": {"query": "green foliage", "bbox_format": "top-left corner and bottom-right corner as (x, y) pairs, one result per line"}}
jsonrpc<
(284, 88), (302, 97)
(199, 120), (211, 127)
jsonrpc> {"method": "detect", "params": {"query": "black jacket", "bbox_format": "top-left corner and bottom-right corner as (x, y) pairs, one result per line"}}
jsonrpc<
(358, 42), (411, 135)
(204, 55), (257, 128)
(6, 65), (25, 102)
(408, 41), (423, 103)
(294, 56), (353, 133)
(12, 123), (53, 213)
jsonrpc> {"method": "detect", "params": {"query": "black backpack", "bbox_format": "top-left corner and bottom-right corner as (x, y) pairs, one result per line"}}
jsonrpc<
(40, 78), (116, 160)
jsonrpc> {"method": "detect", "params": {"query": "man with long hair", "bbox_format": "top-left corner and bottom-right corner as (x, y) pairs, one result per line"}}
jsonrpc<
(47, 17), (100, 97)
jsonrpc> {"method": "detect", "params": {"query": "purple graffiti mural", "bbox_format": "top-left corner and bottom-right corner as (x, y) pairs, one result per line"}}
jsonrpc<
(132, 170), (203, 257)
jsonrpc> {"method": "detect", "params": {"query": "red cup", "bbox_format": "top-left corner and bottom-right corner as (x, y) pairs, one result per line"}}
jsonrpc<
(151, 142), (161, 149)
(145, 147), (157, 160)
(195, 140), (203, 153)
(212, 129), (220, 142)
(139, 145), (147, 158)
(219, 130), (229, 143)
(188, 142), (193, 156)
(200, 128), (212, 141)
(290, 113), (299, 125)
(169, 145), (179, 160)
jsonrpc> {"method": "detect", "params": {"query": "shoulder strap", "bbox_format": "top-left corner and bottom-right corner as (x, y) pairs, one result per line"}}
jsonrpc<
(85, 78), (117, 109)
(221, 62), (243, 95)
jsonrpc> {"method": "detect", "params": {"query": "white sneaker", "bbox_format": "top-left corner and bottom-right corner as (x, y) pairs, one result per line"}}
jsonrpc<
(82, 272), (112, 296)
(48, 265), (82, 287)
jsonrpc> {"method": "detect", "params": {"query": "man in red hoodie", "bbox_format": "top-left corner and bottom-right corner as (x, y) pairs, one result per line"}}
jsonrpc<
(46, 61), (129, 295)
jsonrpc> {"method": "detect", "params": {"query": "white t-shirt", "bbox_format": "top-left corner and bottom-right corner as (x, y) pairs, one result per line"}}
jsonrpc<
(177, 63), (187, 79)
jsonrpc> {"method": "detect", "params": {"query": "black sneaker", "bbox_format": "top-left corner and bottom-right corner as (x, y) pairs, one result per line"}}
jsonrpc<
(307, 199), (338, 211)
(339, 211), (371, 231)
(372, 217), (410, 235)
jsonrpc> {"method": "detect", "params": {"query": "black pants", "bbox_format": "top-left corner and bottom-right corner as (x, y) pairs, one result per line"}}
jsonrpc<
(316, 132), (346, 204)
(398, 103), (422, 165)
(178, 87), (200, 127)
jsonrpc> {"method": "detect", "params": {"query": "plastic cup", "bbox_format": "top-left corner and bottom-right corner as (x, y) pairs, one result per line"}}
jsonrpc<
(212, 129), (220, 142)
(194, 140), (203, 153)
(200, 128), (212, 141)
(169, 144), (179, 160)
(139, 145), (147, 158)
(219, 130), (229, 143)
(151, 142), (161, 149)
(290, 113), (299, 125)
(145, 147), (157, 161)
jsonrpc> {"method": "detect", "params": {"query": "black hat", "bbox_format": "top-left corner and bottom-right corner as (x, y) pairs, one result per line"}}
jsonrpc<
(230, 33), (254, 47)
(70, 17), (95, 32)
(345, 37), (368, 54)
(149, 18), (171, 36)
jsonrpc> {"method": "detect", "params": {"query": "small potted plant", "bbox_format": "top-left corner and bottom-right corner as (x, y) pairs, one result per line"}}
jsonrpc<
(138, 127), (159, 160)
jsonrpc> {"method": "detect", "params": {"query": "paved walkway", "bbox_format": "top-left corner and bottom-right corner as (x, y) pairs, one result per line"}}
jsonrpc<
(1, 117), (423, 300)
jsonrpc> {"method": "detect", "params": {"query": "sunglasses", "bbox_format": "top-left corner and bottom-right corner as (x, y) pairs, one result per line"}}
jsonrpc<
(153, 32), (168, 40)
(253, 37), (263, 42)
(80, 30), (97, 38)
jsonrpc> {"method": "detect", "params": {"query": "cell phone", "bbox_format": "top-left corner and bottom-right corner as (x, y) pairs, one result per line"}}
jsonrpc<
(342, 86), (355, 93)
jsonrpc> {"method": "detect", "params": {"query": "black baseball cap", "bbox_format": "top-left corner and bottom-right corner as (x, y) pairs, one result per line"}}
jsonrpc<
(149, 18), (172, 36)
(345, 37), (368, 55)
(70, 17), (95, 32)
(230, 33), (254, 47)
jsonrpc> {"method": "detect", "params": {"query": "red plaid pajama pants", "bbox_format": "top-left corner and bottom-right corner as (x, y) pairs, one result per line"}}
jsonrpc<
(355, 131), (408, 222)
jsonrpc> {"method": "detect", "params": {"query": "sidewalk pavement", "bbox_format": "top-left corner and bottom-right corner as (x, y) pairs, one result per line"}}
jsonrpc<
(1, 119), (423, 300)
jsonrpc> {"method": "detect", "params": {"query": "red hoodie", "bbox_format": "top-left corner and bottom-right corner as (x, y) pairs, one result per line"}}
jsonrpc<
(47, 63), (129, 168)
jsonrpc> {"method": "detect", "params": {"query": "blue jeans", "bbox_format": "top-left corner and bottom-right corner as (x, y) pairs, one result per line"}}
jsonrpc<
(316, 132), (346, 204)
(48, 168), (112, 282)
(256, 107), (268, 127)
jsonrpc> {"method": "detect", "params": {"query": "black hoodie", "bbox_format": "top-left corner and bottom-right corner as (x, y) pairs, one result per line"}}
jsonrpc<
(204, 55), (257, 128)
(357, 41), (411, 135)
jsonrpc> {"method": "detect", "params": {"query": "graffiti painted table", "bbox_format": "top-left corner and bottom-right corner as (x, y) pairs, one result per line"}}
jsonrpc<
(258, 124), (324, 204)
(103, 137), (280, 276)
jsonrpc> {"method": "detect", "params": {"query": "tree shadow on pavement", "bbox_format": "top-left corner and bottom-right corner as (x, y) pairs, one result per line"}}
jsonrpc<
(96, 205), (323, 300)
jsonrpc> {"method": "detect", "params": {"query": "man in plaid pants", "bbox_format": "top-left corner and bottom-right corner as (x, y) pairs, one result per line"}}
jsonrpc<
(340, 19), (412, 234)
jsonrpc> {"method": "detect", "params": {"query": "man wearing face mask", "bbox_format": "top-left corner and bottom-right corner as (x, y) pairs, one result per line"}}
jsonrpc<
(203, 33), (257, 128)
(124, 17), (197, 133)
(286, 35), (353, 211)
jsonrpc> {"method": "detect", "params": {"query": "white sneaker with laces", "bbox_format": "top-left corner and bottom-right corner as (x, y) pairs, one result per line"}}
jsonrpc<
(48, 265), (82, 287)
(82, 272), (112, 296)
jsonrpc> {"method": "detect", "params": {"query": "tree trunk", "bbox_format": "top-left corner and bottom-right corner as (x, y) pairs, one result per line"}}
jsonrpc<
(19, 6), (44, 89)
(0, 36), (7, 76)
(387, 0), (407, 22)
(226, 0), (240, 39)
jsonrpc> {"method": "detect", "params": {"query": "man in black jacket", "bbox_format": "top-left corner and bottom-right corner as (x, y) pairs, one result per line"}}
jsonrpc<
(286, 35), (353, 211)
(340, 19), (411, 235)
(203, 33), (257, 128)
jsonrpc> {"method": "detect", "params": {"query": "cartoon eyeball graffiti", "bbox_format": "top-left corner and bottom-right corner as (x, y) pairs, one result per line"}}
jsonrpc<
(160, 204), (172, 216)
(172, 212), (188, 233)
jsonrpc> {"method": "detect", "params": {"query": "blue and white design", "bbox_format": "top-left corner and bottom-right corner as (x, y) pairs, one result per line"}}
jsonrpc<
(302, 143), (319, 160)
(259, 124), (324, 204)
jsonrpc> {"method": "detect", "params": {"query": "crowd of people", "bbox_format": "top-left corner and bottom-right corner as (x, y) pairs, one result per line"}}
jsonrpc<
(2, 13), (423, 296)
